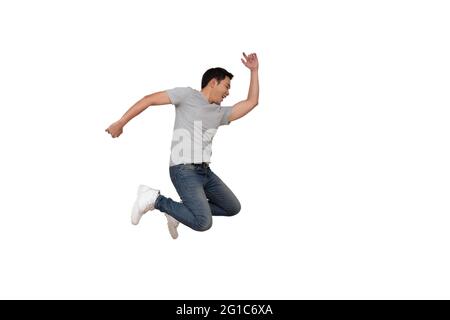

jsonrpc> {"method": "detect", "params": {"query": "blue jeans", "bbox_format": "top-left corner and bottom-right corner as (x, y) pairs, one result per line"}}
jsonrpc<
(154, 164), (241, 231)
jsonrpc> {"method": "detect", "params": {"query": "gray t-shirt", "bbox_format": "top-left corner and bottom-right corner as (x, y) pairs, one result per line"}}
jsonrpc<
(166, 87), (233, 166)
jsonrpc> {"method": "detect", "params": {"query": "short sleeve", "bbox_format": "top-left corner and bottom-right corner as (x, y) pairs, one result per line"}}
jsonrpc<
(219, 106), (233, 126)
(166, 87), (191, 106)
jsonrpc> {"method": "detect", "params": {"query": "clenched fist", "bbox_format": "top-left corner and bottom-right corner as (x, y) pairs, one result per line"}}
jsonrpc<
(105, 120), (125, 138)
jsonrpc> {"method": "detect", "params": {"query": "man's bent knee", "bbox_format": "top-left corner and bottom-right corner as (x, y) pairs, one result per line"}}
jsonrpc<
(194, 216), (213, 231)
(227, 200), (241, 216)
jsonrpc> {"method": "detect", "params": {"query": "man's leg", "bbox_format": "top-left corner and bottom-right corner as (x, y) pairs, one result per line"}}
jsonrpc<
(155, 165), (213, 231)
(204, 167), (241, 217)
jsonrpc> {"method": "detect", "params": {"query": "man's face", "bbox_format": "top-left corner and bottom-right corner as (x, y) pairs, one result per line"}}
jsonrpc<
(212, 76), (231, 104)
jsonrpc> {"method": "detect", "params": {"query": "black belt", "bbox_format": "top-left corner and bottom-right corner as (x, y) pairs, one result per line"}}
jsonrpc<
(189, 162), (209, 168)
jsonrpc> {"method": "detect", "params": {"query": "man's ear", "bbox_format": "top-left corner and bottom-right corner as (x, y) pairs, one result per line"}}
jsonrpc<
(210, 78), (218, 88)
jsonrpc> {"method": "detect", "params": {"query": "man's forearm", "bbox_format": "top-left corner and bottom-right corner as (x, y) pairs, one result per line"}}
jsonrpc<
(228, 69), (259, 122)
(119, 96), (152, 125)
(247, 70), (259, 104)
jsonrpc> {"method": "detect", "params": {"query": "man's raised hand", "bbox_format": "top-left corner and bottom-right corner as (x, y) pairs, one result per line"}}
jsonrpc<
(241, 52), (259, 71)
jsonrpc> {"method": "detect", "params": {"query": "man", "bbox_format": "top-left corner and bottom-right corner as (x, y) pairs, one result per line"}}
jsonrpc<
(105, 52), (259, 239)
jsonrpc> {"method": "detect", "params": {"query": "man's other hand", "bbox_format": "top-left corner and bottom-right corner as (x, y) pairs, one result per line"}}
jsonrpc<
(105, 120), (124, 138)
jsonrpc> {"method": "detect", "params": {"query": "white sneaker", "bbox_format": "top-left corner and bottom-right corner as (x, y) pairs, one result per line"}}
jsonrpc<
(131, 185), (160, 225)
(166, 214), (180, 239)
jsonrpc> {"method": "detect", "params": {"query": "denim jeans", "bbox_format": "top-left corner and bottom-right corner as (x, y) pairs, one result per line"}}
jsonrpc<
(154, 164), (241, 231)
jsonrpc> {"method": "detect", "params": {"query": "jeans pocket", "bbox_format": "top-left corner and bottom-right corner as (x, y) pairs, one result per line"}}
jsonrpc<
(170, 164), (193, 185)
(170, 166), (180, 184)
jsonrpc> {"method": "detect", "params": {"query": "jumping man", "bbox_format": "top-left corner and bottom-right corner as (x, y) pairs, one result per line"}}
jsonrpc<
(105, 52), (259, 239)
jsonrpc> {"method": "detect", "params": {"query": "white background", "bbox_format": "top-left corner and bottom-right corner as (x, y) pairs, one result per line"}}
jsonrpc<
(0, 0), (449, 299)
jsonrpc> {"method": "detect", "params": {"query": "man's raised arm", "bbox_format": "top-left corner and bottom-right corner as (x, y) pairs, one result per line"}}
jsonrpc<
(105, 91), (171, 138)
(229, 52), (259, 122)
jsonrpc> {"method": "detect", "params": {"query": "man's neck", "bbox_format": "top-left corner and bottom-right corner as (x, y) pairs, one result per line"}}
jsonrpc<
(201, 89), (212, 104)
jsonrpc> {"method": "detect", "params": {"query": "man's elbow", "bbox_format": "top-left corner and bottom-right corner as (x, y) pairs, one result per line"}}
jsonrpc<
(249, 99), (258, 108)
(142, 95), (154, 106)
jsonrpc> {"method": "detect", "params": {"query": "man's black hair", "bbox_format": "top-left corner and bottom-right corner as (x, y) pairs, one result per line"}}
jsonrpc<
(201, 67), (233, 89)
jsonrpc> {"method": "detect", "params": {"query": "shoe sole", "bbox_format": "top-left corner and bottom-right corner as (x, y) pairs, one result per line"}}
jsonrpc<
(131, 201), (142, 225)
(168, 223), (179, 239)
